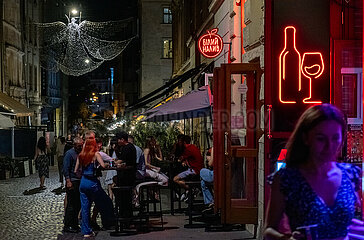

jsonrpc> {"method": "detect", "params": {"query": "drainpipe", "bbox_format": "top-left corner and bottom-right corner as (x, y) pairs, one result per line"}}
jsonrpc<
(11, 127), (15, 158)
(21, 0), (31, 126)
(0, 0), (4, 92)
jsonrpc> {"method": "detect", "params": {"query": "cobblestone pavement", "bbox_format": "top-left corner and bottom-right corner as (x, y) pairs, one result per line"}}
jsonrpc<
(0, 165), (254, 240)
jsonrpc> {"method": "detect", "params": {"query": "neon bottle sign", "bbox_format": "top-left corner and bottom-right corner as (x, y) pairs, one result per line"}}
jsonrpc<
(278, 26), (324, 104)
(198, 28), (223, 58)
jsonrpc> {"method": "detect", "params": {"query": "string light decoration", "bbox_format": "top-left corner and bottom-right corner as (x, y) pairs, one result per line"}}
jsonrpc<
(36, 17), (135, 76)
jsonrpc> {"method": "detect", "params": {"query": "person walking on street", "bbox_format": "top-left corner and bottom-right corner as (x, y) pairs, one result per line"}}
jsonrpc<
(56, 136), (66, 188)
(62, 137), (83, 233)
(34, 136), (49, 189)
(64, 134), (73, 155)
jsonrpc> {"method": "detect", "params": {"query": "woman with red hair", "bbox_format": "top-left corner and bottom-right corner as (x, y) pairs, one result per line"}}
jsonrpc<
(74, 138), (114, 237)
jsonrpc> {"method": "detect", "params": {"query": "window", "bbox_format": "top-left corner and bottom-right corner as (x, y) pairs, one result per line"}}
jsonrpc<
(341, 68), (362, 124)
(163, 7), (172, 24)
(163, 39), (172, 58)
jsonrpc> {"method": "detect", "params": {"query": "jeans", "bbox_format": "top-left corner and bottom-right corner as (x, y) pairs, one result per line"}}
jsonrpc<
(200, 168), (214, 205)
(79, 176), (115, 235)
(57, 156), (64, 183)
(64, 180), (81, 228)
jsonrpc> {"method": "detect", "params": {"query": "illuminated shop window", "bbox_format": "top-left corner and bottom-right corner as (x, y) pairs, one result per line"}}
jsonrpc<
(163, 7), (172, 24)
(341, 68), (363, 124)
(163, 39), (172, 58)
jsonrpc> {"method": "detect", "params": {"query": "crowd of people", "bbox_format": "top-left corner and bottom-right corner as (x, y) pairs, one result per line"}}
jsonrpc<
(31, 104), (364, 239)
(34, 129), (213, 237)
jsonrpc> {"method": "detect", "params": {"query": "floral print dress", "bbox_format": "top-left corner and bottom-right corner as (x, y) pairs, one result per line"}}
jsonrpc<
(268, 163), (361, 239)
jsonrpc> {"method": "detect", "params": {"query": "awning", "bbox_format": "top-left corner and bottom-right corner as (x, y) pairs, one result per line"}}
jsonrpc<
(142, 86), (213, 122)
(127, 63), (209, 110)
(0, 92), (33, 117)
(0, 114), (15, 128)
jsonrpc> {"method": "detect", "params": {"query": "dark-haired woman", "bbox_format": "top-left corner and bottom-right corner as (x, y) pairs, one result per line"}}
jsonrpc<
(264, 104), (363, 240)
(144, 136), (168, 186)
(34, 136), (49, 189)
(74, 139), (114, 238)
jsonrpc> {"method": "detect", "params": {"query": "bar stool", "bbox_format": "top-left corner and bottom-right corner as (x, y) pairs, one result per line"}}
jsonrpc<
(110, 186), (137, 236)
(183, 180), (206, 228)
(139, 182), (164, 231)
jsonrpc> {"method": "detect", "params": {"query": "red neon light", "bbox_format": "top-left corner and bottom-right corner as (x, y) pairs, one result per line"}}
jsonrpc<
(278, 26), (325, 104)
(278, 26), (300, 103)
(301, 52), (324, 104)
(198, 28), (223, 59)
(277, 149), (287, 161)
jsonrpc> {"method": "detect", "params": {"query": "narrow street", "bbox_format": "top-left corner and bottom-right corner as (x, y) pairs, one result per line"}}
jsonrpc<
(0, 166), (253, 240)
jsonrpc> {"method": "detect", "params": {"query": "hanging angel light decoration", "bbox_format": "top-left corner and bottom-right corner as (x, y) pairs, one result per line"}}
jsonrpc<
(36, 16), (135, 76)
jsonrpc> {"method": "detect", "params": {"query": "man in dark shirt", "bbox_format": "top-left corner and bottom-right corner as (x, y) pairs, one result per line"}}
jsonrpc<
(114, 131), (137, 186)
(62, 137), (83, 233)
(113, 131), (137, 218)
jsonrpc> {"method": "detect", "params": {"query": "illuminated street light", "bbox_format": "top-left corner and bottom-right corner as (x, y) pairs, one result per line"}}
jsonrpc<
(85, 59), (90, 64)
(71, 9), (78, 15)
(68, 8), (82, 22)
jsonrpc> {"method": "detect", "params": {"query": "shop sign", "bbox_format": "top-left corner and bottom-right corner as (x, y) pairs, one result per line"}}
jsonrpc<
(198, 28), (223, 58)
(271, 0), (330, 132)
(278, 26), (325, 104)
(238, 84), (248, 94)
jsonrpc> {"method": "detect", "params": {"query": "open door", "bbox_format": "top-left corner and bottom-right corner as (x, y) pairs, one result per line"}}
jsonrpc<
(213, 63), (263, 224)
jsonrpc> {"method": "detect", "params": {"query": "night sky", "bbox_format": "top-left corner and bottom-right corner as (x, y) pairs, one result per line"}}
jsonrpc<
(67, 0), (136, 21)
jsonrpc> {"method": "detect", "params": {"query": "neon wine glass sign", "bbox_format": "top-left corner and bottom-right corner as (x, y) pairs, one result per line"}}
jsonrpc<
(278, 26), (324, 104)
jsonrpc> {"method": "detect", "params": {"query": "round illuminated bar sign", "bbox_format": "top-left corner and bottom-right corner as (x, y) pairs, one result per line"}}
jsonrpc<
(198, 28), (223, 58)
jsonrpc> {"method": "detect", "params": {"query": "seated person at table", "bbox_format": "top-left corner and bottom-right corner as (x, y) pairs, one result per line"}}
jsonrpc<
(144, 136), (168, 186)
(200, 147), (214, 212)
(173, 135), (204, 198)
(128, 135), (146, 180)
(171, 134), (186, 161)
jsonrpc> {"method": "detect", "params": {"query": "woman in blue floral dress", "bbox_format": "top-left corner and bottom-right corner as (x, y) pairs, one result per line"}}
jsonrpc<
(264, 104), (364, 240)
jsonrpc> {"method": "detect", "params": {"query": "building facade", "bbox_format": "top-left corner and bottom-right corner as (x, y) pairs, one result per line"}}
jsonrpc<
(171, 0), (362, 238)
(24, 0), (42, 126)
(139, 0), (173, 99)
(88, 66), (113, 117)
(0, 0), (44, 126)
